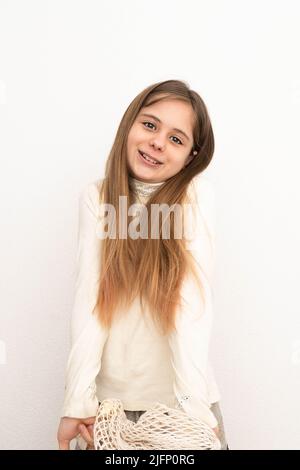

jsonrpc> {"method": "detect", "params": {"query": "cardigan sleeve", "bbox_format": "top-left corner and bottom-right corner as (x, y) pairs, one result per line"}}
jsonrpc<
(61, 180), (109, 418)
(167, 174), (219, 429)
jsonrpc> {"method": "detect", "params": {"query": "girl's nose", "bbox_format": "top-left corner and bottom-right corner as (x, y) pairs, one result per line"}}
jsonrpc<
(150, 137), (165, 152)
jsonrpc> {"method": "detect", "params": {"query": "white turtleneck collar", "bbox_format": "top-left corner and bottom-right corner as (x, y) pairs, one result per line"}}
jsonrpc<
(128, 175), (165, 200)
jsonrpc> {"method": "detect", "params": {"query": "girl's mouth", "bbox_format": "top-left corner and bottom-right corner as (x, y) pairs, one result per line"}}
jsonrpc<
(138, 150), (163, 167)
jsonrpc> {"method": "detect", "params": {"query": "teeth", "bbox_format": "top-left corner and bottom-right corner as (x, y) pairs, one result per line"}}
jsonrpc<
(141, 152), (160, 165)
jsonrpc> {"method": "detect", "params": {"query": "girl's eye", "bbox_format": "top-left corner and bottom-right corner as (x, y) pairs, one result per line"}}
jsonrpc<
(171, 135), (183, 145)
(143, 121), (155, 130)
(142, 121), (183, 145)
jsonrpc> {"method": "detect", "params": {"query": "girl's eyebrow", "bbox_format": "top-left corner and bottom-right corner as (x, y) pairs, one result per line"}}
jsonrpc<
(139, 113), (191, 141)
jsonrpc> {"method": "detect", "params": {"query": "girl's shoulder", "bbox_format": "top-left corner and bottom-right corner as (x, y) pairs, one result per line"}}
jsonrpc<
(189, 172), (215, 199)
(186, 173), (216, 240)
(80, 178), (104, 198)
(188, 173), (216, 213)
(78, 178), (105, 218)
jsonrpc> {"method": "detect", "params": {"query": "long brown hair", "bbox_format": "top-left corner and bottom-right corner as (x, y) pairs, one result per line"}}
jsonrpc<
(94, 80), (215, 335)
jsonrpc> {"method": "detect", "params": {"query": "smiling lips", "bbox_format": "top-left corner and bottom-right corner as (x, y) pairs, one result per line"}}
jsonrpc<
(138, 150), (163, 165)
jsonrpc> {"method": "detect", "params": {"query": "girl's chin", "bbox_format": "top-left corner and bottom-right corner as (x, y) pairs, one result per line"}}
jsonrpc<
(131, 171), (162, 183)
(130, 163), (166, 181)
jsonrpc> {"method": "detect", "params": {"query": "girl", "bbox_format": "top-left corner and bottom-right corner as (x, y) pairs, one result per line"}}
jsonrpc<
(57, 79), (229, 450)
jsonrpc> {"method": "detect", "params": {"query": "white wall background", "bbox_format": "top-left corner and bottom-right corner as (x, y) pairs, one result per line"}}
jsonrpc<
(0, 0), (299, 450)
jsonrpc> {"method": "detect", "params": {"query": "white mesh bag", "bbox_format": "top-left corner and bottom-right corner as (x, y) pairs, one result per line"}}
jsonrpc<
(93, 398), (221, 450)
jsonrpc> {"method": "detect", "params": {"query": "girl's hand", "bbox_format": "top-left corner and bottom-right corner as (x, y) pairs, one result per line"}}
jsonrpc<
(57, 416), (95, 450)
(78, 423), (95, 449)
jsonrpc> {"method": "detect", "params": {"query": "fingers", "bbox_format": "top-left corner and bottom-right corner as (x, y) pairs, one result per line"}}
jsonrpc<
(82, 416), (96, 425)
(56, 417), (95, 450)
(87, 424), (94, 435)
(87, 425), (94, 450)
(58, 439), (70, 450)
(78, 424), (94, 447)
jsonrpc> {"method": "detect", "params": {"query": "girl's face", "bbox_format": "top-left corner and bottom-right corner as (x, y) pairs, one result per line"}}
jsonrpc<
(126, 97), (195, 183)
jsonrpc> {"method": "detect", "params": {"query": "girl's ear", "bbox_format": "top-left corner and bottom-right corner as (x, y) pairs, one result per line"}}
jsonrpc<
(184, 150), (198, 168)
